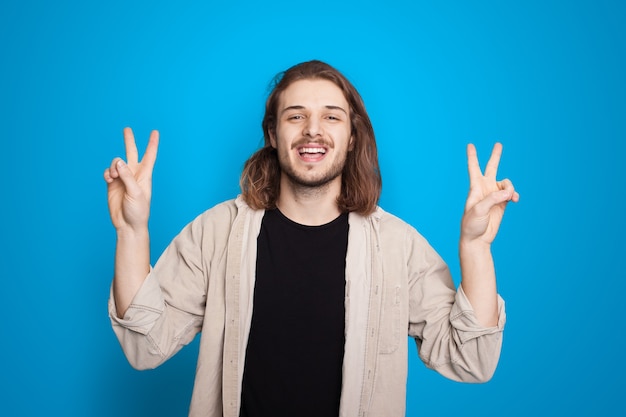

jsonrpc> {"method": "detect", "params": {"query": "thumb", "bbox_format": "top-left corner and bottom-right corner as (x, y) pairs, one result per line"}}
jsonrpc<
(115, 160), (143, 197)
(471, 189), (511, 217)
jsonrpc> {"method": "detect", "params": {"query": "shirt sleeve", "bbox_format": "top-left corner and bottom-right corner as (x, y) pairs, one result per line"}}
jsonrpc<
(107, 212), (211, 370)
(406, 227), (506, 383)
(108, 268), (165, 335)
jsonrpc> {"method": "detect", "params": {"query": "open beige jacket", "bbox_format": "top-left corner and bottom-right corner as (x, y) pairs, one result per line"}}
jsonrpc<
(109, 197), (505, 417)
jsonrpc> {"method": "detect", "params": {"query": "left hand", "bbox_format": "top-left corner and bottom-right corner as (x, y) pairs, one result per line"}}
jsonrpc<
(461, 143), (519, 245)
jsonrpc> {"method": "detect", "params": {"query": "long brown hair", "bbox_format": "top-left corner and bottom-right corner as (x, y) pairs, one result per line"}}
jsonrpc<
(240, 60), (382, 215)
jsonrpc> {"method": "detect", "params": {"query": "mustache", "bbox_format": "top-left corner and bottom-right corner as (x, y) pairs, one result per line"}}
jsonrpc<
(290, 138), (333, 150)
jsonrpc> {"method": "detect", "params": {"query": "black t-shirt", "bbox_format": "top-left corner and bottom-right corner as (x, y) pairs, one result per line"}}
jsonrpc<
(239, 209), (349, 417)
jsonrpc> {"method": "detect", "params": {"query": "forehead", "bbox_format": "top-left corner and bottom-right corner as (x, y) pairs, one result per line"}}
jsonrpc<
(279, 79), (348, 109)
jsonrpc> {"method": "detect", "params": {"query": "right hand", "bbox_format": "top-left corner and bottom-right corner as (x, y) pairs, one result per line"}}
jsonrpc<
(104, 127), (159, 232)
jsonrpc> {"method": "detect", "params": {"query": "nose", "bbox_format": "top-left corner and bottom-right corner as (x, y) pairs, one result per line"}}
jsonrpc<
(303, 117), (323, 137)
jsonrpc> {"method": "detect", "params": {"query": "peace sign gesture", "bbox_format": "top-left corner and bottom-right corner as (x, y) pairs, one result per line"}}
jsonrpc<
(104, 128), (159, 232)
(461, 143), (519, 245)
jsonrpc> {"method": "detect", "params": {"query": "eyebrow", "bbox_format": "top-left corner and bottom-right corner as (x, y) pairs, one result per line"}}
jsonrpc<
(280, 105), (348, 116)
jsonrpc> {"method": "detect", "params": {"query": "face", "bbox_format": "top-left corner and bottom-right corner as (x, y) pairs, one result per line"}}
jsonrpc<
(270, 79), (353, 189)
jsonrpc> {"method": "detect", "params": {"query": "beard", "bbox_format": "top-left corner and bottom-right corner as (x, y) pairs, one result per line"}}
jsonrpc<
(278, 148), (348, 189)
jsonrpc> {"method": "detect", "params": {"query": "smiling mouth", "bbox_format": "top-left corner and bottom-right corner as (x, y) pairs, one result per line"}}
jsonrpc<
(298, 147), (327, 156)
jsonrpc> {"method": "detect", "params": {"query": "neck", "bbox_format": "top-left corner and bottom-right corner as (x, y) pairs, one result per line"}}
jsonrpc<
(276, 175), (342, 226)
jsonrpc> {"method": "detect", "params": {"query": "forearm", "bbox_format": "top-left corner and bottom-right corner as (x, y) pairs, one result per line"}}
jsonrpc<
(459, 239), (499, 327)
(113, 227), (151, 318)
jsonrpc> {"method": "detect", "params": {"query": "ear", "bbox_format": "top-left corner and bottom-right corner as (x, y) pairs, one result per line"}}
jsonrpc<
(348, 134), (355, 151)
(269, 129), (277, 148)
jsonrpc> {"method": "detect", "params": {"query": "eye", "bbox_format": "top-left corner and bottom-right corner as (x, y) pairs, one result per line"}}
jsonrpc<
(287, 114), (304, 120)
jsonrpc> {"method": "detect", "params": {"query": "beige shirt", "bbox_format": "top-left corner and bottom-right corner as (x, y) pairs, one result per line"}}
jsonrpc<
(109, 197), (506, 417)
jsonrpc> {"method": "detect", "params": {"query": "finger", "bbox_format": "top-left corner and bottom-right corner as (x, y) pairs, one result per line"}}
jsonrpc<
(472, 189), (513, 217)
(103, 168), (113, 183)
(114, 159), (142, 196)
(497, 178), (514, 193)
(497, 178), (520, 203)
(140, 130), (159, 169)
(107, 157), (124, 179)
(466, 143), (482, 181)
(123, 127), (139, 165)
(484, 142), (503, 178)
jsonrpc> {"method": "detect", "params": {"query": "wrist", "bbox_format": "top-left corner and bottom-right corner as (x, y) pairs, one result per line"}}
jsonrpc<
(459, 237), (491, 256)
(116, 225), (149, 240)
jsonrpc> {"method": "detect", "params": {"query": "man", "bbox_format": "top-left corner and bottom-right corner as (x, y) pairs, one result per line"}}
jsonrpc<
(104, 60), (519, 417)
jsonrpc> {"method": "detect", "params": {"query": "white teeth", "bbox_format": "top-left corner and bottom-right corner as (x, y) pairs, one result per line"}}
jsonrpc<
(300, 147), (326, 154)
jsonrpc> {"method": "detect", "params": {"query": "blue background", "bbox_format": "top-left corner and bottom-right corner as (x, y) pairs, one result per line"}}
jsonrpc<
(1, 0), (624, 415)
